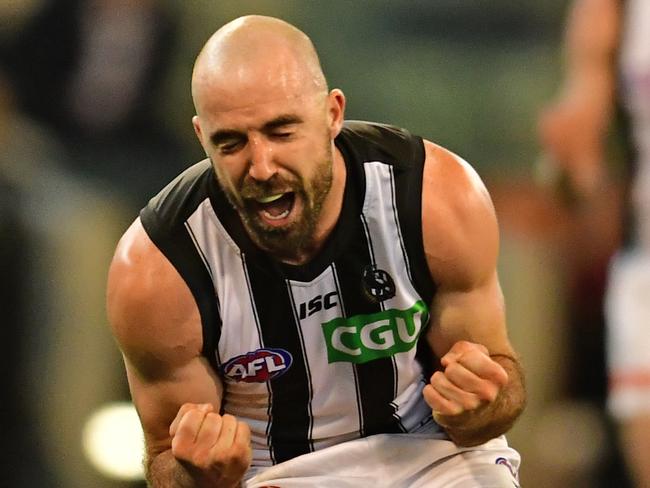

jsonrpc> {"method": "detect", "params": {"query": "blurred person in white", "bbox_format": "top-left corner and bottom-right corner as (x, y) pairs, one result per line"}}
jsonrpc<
(539, 0), (650, 486)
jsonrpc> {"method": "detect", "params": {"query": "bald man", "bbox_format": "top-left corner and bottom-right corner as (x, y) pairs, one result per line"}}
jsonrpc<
(107, 15), (525, 488)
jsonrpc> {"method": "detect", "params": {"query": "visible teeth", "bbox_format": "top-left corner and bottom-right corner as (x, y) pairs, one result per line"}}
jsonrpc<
(257, 194), (284, 203)
(262, 209), (290, 220)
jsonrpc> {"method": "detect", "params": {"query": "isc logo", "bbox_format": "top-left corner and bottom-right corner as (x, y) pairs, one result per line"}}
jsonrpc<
(222, 348), (293, 383)
(298, 291), (338, 320)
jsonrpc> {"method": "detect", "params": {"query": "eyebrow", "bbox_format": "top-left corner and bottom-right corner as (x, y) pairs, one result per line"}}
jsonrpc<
(209, 114), (304, 146)
(263, 114), (303, 131)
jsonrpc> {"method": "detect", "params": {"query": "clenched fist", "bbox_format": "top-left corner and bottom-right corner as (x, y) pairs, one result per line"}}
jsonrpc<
(423, 341), (509, 425)
(170, 403), (252, 488)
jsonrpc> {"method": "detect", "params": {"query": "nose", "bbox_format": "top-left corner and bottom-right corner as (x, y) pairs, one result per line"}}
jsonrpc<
(247, 135), (276, 181)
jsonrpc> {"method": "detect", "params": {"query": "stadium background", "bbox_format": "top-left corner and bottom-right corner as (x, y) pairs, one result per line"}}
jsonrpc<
(0, 1), (629, 486)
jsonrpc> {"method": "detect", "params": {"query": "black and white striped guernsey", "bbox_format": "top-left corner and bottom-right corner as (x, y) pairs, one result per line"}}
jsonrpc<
(140, 121), (446, 468)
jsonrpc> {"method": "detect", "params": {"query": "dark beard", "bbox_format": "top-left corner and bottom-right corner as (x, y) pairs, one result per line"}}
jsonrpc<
(215, 153), (333, 262)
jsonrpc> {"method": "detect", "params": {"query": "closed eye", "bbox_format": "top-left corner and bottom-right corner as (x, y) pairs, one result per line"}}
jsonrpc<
(218, 139), (245, 155)
(270, 131), (294, 140)
(263, 115), (302, 140)
(210, 129), (246, 154)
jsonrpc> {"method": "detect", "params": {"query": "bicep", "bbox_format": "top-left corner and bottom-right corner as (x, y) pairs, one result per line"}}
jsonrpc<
(421, 143), (513, 359)
(107, 219), (223, 457)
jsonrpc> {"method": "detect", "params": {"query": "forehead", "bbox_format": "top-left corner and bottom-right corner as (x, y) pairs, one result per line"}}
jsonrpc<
(202, 90), (324, 131)
(194, 40), (323, 115)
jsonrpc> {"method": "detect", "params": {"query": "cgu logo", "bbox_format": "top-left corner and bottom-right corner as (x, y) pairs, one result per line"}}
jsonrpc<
(321, 301), (429, 364)
(222, 348), (293, 383)
(298, 291), (338, 320)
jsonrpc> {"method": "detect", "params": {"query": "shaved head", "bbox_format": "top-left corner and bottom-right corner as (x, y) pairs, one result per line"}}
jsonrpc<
(189, 16), (347, 264)
(191, 15), (328, 116)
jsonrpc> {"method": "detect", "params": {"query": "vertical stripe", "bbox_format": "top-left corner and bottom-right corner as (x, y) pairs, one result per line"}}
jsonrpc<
(240, 255), (275, 463)
(244, 260), (312, 463)
(362, 162), (436, 433)
(287, 266), (362, 445)
(331, 263), (363, 433)
(333, 220), (401, 437)
(142, 199), (222, 370)
(359, 211), (403, 429)
(388, 166), (413, 282)
(184, 221), (222, 365)
(186, 203), (274, 466)
(285, 280), (315, 449)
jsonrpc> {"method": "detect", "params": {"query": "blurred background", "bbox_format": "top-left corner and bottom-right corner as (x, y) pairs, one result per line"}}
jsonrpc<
(0, 0), (631, 486)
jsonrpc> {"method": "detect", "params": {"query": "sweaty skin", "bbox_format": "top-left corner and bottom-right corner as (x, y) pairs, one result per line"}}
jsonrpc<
(421, 142), (525, 446)
(107, 14), (525, 487)
(191, 17), (346, 265)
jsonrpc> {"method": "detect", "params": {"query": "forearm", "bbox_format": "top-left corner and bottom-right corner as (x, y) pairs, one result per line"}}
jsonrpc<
(434, 354), (526, 447)
(147, 449), (239, 488)
(146, 449), (196, 488)
(147, 448), (245, 488)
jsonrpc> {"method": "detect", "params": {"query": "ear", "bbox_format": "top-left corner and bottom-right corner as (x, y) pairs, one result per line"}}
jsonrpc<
(327, 89), (346, 138)
(192, 115), (205, 146)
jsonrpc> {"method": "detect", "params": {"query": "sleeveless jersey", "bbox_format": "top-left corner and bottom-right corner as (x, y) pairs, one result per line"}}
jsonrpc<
(140, 121), (445, 468)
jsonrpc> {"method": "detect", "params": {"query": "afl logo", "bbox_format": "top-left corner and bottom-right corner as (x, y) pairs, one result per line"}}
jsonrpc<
(495, 457), (516, 477)
(222, 348), (293, 383)
(362, 265), (396, 302)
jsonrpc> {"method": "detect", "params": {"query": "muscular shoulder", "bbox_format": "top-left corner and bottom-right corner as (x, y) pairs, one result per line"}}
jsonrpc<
(107, 218), (203, 381)
(421, 141), (499, 290)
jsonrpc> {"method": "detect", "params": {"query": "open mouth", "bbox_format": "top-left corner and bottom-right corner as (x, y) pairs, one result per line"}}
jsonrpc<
(252, 192), (296, 223)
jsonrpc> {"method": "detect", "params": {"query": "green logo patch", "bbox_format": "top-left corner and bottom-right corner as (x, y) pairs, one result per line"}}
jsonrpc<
(322, 301), (429, 364)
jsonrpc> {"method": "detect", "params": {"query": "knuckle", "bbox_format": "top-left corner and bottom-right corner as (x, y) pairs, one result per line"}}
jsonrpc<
(237, 419), (251, 432)
(430, 371), (446, 386)
(444, 361), (461, 376)
(206, 412), (222, 425)
(452, 404), (465, 415)
(183, 409), (201, 422)
(238, 422), (252, 440)
(460, 395), (480, 411)
(178, 403), (199, 417)
(480, 384), (500, 403)
(178, 403), (194, 413)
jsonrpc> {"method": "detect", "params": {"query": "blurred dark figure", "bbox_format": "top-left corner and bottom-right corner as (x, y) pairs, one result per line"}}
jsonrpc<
(0, 178), (40, 488)
(539, 0), (650, 486)
(1, 0), (185, 207)
(0, 69), (60, 487)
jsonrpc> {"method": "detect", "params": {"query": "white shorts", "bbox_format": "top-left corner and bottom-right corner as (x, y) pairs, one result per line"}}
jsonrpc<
(244, 433), (520, 488)
(606, 250), (650, 419)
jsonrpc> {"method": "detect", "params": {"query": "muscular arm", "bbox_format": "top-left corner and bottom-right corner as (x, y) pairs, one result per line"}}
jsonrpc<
(107, 219), (241, 487)
(538, 0), (621, 193)
(421, 141), (526, 446)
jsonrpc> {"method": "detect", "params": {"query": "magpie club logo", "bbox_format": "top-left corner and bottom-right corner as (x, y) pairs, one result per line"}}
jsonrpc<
(362, 265), (396, 302)
(222, 348), (293, 383)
